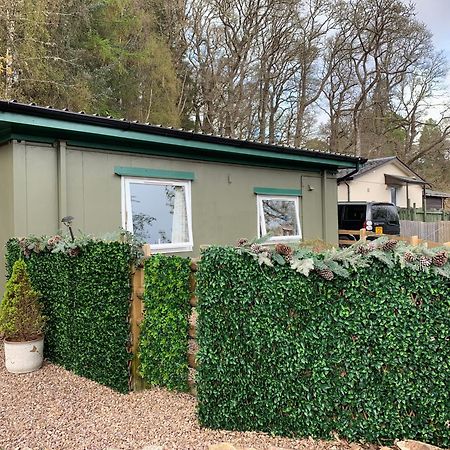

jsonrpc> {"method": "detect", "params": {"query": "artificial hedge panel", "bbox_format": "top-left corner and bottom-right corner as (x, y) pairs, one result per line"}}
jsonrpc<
(196, 246), (450, 447)
(139, 254), (190, 391)
(5, 238), (133, 393)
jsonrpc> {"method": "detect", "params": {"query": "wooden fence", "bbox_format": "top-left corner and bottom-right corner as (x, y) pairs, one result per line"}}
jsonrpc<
(400, 220), (450, 244)
(399, 206), (450, 222)
(129, 252), (198, 394)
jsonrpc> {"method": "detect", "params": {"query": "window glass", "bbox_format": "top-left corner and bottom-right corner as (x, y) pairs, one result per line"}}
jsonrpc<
(389, 186), (397, 206)
(343, 205), (366, 222)
(257, 195), (301, 240)
(124, 178), (192, 251)
(371, 204), (399, 222)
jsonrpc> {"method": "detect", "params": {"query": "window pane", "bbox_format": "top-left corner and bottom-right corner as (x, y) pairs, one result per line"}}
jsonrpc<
(129, 183), (189, 244)
(262, 199), (298, 236)
(371, 204), (399, 222)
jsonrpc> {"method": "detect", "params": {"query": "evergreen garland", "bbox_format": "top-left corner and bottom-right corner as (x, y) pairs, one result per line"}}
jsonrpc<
(236, 237), (450, 279)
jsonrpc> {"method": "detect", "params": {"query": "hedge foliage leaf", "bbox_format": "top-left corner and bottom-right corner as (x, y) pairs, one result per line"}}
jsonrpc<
(139, 254), (190, 391)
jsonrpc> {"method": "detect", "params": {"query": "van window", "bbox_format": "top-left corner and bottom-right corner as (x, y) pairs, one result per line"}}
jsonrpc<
(343, 205), (366, 222)
(371, 204), (398, 222)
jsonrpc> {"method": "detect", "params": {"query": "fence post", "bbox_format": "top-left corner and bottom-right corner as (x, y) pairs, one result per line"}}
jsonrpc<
(188, 258), (199, 396)
(360, 228), (367, 241)
(130, 266), (146, 391)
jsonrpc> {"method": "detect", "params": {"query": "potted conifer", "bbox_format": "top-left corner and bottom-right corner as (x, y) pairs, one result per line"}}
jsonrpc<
(0, 260), (46, 373)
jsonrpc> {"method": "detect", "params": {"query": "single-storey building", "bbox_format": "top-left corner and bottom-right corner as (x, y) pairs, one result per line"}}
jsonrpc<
(337, 156), (427, 208)
(0, 101), (363, 294)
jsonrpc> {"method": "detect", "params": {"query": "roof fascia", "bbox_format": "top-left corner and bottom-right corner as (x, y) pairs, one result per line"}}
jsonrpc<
(0, 111), (357, 169)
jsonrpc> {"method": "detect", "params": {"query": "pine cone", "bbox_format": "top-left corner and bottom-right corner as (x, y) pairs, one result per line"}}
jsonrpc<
(285, 253), (294, 262)
(355, 245), (370, 255)
(382, 240), (398, 251)
(250, 243), (263, 254)
(317, 268), (334, 281)
(404, 251), (416, 263)
(432, 251), (448, 267)
(67, 247), (80, 258)
(275, 243), (293, 257)
(236, 238), (248, 247)
(418, 255), (432, 270)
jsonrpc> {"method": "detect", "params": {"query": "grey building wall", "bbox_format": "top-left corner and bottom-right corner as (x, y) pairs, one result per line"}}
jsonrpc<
(1, 140), (339, 295)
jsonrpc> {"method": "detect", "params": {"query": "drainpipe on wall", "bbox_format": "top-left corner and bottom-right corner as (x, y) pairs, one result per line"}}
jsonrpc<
(57, 140), (67, 230)
(345, 181), (351, 201)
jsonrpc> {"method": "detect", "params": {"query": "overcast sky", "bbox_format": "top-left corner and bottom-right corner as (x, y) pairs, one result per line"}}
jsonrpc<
(410, 0), (450, 57)
(407, 0), (450, 117)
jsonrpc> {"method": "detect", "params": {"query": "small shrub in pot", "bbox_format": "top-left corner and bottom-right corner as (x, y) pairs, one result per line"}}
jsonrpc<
(0, 259), (46, 373)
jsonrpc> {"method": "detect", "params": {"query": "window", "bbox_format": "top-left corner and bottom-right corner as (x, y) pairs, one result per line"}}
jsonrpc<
(371, 204), (399, 222)
(122, 177), (193, 252)
(389, 186), (398, 205)
(257, 195), (301, 241)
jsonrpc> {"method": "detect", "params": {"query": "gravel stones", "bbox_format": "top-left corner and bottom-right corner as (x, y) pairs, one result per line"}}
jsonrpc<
(0, 348), (367, 450)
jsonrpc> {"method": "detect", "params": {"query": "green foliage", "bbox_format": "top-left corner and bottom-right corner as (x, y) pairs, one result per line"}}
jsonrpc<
(5, 238), (133, 393)
(139, 254), (190, 391)
(196, 246), (450, 447)
(0, 259), (46, 341)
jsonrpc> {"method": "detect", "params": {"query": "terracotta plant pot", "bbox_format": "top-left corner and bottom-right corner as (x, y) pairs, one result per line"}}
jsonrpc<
(4, 336), (44, 374)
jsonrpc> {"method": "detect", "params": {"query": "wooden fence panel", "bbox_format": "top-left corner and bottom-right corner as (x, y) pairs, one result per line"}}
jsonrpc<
(400, 220), (450, 243)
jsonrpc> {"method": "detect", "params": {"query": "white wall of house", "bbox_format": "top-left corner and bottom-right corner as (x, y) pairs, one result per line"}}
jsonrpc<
(338, 161), (423, 208)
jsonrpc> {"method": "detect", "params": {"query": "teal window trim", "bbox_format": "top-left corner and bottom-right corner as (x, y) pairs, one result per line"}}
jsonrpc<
(253, 187), (302, 196)
(114, 166), (195, 181)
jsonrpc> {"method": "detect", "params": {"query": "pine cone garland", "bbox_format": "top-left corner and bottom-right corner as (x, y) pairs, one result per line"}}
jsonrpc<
(275, 243), (293, 257)
(317, 268), (334, 280)
(404, 251), (416, 263)
(382, 240), (398, 251)
(418, 255), (432, 270)
(432, 251), (448, 267)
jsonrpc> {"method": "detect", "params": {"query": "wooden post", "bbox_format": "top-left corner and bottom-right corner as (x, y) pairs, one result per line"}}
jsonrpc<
(360, 228), (367, 241)
(130, 266), (145, 391)
(142, 243), (151, 258)
(412, 203), (416, 221)
(188, 258), (199, 395)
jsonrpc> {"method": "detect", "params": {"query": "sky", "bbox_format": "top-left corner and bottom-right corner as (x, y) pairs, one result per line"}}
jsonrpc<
(411, 0), (450, 58)
(407, 0), (450, 118)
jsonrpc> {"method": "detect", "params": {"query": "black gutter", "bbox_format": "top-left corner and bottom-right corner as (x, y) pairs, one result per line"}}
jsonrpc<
(337, 163), (361, 184)
(0, 100), (366, 165)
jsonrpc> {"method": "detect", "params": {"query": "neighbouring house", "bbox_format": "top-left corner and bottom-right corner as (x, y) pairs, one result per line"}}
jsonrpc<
(425, 189), (450, 211)
(0, 101), (363, 294)
(337, 156), (428, 208)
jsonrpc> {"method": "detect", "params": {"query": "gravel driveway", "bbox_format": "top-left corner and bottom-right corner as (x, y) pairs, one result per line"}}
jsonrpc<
(0, 349), (364, 450)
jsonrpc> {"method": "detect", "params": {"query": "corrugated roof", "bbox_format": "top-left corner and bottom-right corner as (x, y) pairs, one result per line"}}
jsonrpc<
(0, 100), (365, 165)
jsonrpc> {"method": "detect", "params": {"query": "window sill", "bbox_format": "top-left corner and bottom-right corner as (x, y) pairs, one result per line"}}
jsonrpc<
(261, 236), (302, 244)
(150, 245), (193, 254)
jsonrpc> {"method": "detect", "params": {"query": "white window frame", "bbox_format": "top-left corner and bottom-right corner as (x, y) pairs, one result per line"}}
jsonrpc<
(121, 176), (193, 253)
(256, 195), (302, 242)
